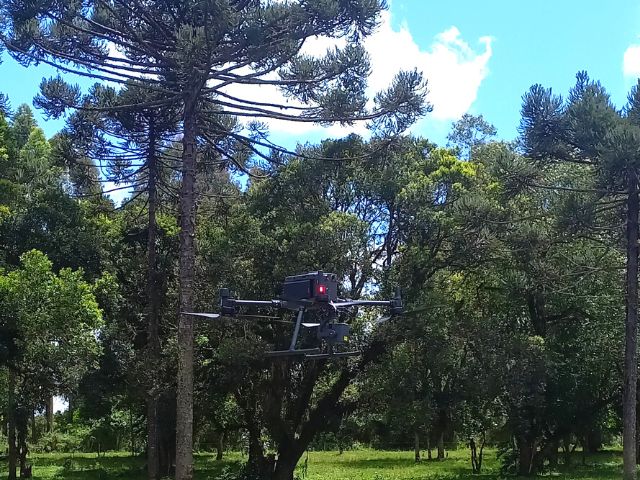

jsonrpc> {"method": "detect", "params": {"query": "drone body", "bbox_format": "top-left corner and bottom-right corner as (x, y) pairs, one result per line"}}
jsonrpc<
(185, 271), (403, 360)
(281, 271), (339, 305)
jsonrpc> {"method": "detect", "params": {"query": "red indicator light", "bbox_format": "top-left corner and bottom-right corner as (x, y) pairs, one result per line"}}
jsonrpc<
(317, 284), (327, 295)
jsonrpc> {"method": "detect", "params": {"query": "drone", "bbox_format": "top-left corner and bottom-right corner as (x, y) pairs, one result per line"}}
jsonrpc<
(184, 271), (404, 360)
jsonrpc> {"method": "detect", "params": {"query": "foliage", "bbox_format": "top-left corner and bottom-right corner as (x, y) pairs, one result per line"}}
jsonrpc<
(0, 68), (636, 480)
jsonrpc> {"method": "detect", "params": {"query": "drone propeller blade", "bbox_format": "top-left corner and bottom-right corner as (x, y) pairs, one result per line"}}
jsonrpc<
(302, 322), (321, 328)
(401, 307), (430, 317)
(331, 301), (360, 308)
(237, 315), (292, 324)
(182, 312), (221, 319)
(375, 316), (392, 325)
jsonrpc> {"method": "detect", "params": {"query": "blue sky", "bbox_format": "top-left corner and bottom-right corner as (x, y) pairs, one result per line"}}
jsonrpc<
(2, 0), (640, 149)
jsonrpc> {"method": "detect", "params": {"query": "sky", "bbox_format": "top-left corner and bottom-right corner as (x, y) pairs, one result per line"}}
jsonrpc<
(2, 0), (640, 150)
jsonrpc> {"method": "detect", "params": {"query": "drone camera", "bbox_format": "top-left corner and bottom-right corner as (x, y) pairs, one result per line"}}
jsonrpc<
(319, 322), (351, 345)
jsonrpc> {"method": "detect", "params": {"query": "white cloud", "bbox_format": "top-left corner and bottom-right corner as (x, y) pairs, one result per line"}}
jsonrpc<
(217, 10), (493, 137)
(357, 14), (493, 124)
(387, 23), (493, 121)
(624, 44), (640, 78)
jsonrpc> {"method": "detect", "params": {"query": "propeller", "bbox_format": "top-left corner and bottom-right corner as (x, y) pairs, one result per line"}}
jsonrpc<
(331, 300), (361, 308)
(375, 315), (392, 325)
(182, 312), (292, 324)
(182, 312), (221, 319)
(399, 307), (430, 318)
(237, 315), (293, 324)
(302, 322), (321, 328)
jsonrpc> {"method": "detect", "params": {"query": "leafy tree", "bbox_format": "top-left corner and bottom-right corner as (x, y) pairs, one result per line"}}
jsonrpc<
(447, 113), (497, 160)
(0, 93), (10, 117)
(0, 114), (107, 275)
(0, 250), (103, 479)
(463, 140), (622, 475)
(190, 136), (434, 479)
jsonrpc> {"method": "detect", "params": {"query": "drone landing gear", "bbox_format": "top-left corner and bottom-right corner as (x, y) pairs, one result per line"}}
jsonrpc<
(265, 308), (358, 360)
(265, 308), (320, 358)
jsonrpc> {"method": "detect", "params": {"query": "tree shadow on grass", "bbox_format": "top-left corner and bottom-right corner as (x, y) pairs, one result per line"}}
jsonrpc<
(20, 455), (145, 480)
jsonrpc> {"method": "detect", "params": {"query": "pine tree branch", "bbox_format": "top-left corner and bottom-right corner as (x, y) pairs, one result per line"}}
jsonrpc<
(525, 181), (628, 195)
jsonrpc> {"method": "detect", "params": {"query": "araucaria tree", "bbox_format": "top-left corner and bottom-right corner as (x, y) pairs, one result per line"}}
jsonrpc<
(520, 72), (640, 479)
(0, 2), (427, 478)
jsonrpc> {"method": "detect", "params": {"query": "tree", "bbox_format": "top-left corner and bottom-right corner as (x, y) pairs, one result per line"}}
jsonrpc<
(520, 71), (638, 479)
(0, 250), (103, 479)
(50, 83), (181, 478)
(189, 136), (437, 479)
(11, 105), (36, 151)
(447, 113), (497, 160)
(0, 116), (106, 276)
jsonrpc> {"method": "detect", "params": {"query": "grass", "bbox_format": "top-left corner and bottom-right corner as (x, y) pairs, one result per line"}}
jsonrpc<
(0, 448), (628, 479)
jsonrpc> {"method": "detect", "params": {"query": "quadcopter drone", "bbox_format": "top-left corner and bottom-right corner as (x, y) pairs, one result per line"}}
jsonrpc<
(184, 271), (404, 360)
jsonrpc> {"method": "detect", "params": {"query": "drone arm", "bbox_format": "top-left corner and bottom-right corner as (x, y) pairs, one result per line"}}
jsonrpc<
(332, 295), (404, 316)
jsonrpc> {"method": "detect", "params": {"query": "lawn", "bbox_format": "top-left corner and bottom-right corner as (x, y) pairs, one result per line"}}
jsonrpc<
(0, 449), (628, 479)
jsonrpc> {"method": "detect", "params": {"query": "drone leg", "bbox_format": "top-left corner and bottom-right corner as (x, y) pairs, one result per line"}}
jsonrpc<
(289, 308), (305, 351)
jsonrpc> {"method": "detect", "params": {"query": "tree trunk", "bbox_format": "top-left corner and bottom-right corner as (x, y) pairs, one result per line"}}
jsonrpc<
(624, 176), (639, 480)
(130, 407), (135, 456)
(546, 439), (559, 469)
(477, 434), (485, 473)
(587, 429), (602, 453)
(246, 425), (268, 476)
(517, 437), (535, 476)
(216, 432), (224, 461)
(437, 431), (444, 460)
(18, 421), (29, 479)
(470, 438), (477, 473)
(272, 455), (297, 480)
(8, 368), (17, 480)
(45, 397), (53, 433)
(562, 435), (571, 466)
(427, 436), (432, 460)
(175, 98), (199, 480)
(146, 119), (161, 480)
(414, 430), (420, 462)
(30, 411), (36, 444)
(158, 423), (175, 478)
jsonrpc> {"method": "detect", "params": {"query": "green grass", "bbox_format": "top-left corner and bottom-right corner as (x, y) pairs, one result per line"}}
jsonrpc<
(0, 448), (628, 479)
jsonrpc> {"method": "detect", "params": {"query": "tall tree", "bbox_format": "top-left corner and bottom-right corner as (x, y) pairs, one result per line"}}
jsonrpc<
(520, 71), (636, 478)
(192, 136), (435, 479)
(48, 83), (181, 478)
